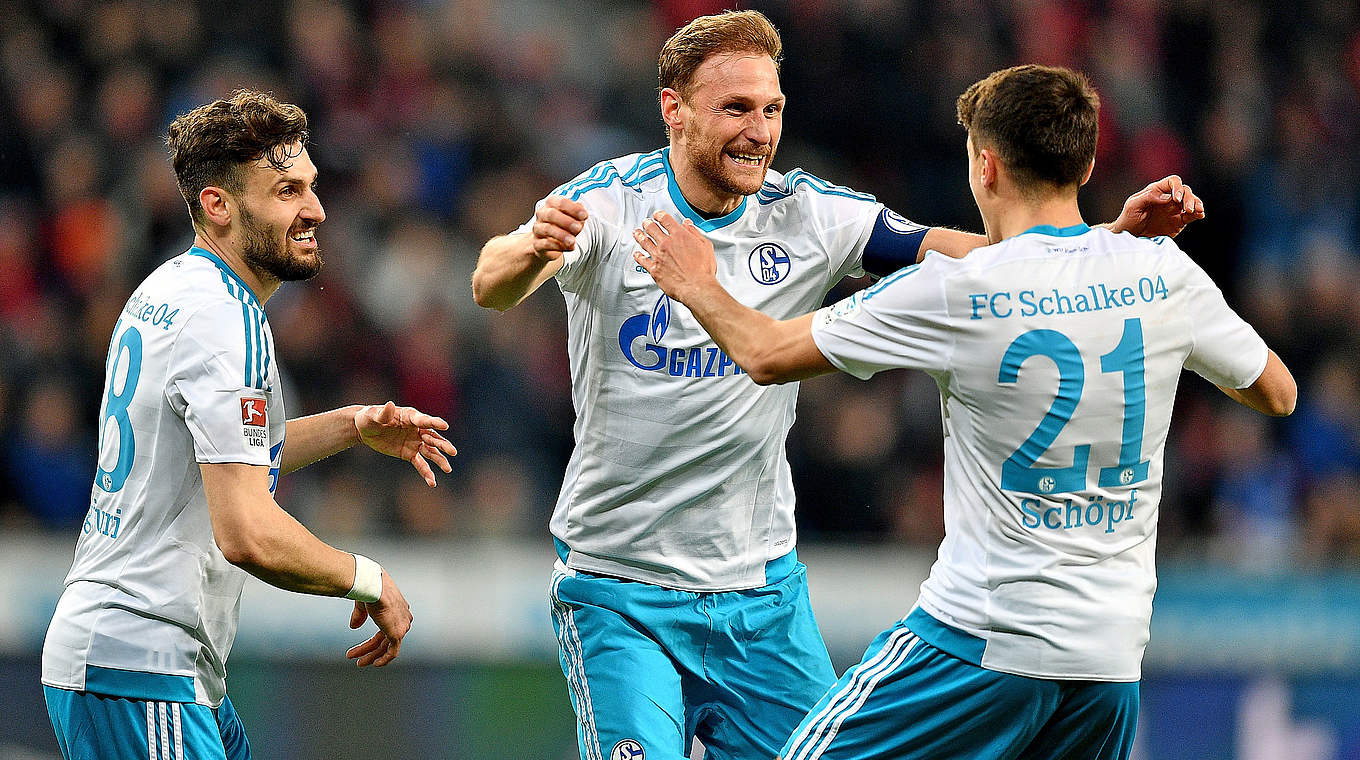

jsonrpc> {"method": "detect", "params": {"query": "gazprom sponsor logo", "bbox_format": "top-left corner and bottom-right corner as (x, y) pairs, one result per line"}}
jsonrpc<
(618, 293), (745, 378)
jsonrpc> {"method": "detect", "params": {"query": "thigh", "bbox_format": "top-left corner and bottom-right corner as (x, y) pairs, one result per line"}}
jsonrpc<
(1017, 681), (1139, 760)
(213, 696), (253, 760)
(551, 570), (690, 760)
(778, 622), (1060, 760)
(44, 686), (234, 760)
(698, 563), (836, 760)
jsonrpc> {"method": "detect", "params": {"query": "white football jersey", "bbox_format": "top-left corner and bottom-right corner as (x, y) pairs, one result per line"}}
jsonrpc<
(525, 148), (908, 591)
(42, 248), (285, 707)
(811, 224), (1268, 680)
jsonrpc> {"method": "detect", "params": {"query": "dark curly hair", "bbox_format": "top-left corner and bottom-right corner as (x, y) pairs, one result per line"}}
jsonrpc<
(166, 89), (310, 224)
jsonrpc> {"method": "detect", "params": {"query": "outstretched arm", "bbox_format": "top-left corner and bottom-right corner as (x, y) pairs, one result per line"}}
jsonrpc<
(471, 195), (587, 310)
(283, 402), (456, 485)
(202, 462), (413, 666)
(911, 176), (1207, 262)
(632, 212), (833, 385)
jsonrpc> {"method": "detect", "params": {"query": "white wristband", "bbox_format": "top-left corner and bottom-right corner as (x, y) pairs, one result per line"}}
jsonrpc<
(345, 554), (383, 603)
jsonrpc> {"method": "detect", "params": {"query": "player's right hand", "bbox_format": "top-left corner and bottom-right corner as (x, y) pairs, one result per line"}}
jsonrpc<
(345, 570), (412, 667)
(530, 196), (589, 260)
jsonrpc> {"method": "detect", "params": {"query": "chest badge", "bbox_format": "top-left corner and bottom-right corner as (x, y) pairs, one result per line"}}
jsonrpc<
(749, 242), (791, 285)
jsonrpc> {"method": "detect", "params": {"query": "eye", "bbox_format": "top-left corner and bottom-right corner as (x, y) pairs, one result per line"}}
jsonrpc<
(279, 185), (296, 198)
(765, 104), (782, 117)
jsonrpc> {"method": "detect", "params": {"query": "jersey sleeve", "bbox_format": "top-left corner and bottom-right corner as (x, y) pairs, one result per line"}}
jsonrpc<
(810, 257), (953, 380)
(165, 301), (274, 466)
(1176, 248), (1269, 389)
(514, 161), (627, 295)
(783, 170), (883, 281)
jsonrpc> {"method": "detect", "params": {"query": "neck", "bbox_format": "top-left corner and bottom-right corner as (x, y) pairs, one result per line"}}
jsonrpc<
(667, 144), (744, 217)
(983, 194), (1085, 245)
(192, 231), (280, 303)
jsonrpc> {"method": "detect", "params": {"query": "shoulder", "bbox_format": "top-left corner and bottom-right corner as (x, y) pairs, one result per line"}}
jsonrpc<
(755, 167), (877, 207)
(551, 149), (668, 203)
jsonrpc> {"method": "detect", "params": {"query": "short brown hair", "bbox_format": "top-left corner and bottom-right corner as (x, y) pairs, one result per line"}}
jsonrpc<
(956, 65), (1099, 193)
(658, 10), (782, 99)
(166, 89), (310, 224)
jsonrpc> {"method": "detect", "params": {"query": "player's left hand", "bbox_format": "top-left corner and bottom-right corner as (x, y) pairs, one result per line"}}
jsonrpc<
(355, 402), (457, 486)
(632, 211), (718, 304)
(1110, 175), (1205, 238)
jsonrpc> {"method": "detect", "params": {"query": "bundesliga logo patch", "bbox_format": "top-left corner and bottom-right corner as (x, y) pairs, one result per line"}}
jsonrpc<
(240, 397), (269, 448)
(240, 397), (267, 426)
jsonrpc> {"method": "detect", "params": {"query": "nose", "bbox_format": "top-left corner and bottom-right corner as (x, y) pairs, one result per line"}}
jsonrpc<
(744, 112), (771, 146)
(303, 188), (326, 224)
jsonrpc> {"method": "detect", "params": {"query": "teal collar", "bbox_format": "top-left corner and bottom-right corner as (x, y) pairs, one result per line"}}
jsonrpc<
(1017, 222), (1091, 238)
(187, 247), (262, 307)
(662, 148), (747, 232)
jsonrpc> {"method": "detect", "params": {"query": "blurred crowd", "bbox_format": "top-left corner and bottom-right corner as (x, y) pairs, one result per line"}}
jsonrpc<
(1, 0), (1357, 568)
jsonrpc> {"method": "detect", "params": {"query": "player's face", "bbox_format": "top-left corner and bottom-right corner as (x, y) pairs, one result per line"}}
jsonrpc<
(233, 143), (325, 282)
(677, 53), (784, 198)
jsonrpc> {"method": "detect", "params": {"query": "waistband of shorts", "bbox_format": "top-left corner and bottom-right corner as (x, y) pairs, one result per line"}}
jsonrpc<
(554, 537), (799, 588)
(904, 606), (986, 666)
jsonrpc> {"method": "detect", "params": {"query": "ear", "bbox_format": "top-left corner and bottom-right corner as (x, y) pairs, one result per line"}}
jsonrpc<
(978, 148), (999, 190)
(660, 87), (684, 135)
(199, 186), (232, 227)
(1078, 157), (1095, 187)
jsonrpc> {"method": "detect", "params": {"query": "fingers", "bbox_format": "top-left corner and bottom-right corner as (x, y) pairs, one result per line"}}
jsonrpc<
(401, 409), (450, 432)
(418, 437), (454, 474)
(533, 199), (588, 255)
(350, 601), (369, 629)
(544, 195), (589, 222)
(410, 453), (438, 487)
(346, 630), (390, 666)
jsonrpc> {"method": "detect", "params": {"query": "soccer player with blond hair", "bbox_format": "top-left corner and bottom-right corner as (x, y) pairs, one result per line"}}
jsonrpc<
(475, 11), (1204, 759)
(634, 64), (1294, 760)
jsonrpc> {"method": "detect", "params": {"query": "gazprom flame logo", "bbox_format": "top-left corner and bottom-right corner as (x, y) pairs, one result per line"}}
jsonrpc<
(650, 294), (670, 342)
(619, 293), (671, 370)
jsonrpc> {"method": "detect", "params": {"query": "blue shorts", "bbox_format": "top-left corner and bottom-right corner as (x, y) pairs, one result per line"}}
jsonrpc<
(44, 686), (251, 760)
(779, 610), (1139, 760)
(549, 550), (835, 760)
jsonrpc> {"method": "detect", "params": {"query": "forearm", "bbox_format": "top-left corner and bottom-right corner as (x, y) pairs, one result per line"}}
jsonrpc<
(281, 405), (363, 475)
(229, 498), (357, 595)
(685, 283), (829, 385)
(471, 233), (558, 310)
(921, 227), (988, 260)
(203, 463), (363, 596)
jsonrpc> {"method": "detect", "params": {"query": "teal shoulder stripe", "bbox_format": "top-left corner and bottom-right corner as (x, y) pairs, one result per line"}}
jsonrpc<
(568, 165), (623, 201)
(241, 302), (256, 388)
(623, 166), (665, 188)
(620, 150), (665, 184)
(556, 163), (610, 198)
(786, 169), (877, 202)
(864, 263), (921, 300)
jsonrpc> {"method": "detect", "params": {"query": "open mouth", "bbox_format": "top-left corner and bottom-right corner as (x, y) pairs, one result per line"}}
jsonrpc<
(290, 229), (316, 245)
(727, 151), (767, 168)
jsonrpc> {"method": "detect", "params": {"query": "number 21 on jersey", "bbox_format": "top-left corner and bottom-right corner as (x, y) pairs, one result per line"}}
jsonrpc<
(998, 317), (1149, 495)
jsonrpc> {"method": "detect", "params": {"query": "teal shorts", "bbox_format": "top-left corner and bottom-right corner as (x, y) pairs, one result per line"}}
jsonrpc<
(44, 686), (251, 760)
(779, 609), (1139, 760)
(550, 549), (835, 760)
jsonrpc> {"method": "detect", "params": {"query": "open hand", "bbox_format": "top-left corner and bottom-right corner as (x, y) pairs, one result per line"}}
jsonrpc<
(355, 402), (456, 486)
(631, 211), (719, 304)
(1112, 175), (1205, 238)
